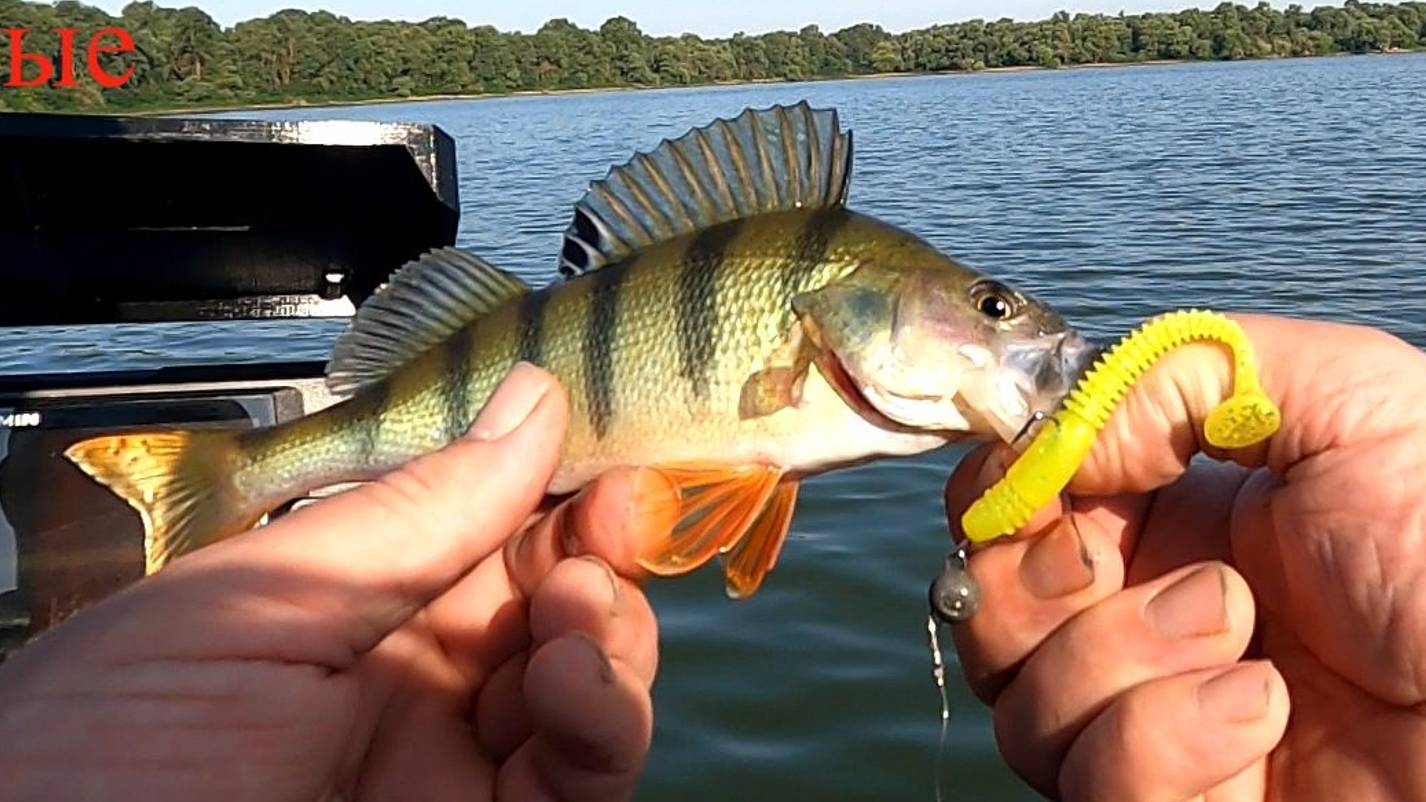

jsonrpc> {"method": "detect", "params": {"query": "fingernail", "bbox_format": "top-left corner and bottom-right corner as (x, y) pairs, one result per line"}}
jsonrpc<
(1198, 661), (1273, 723)
(1146, 565), (1229, 639)
(1018, 519), (1095, 599)
(577, 555), (621, 611)
(568, 631), (616, 684)
(468, 362), (549, 441)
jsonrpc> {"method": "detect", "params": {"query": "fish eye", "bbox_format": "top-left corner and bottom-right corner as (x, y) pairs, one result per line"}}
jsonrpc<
(970, 281), (1019, 321)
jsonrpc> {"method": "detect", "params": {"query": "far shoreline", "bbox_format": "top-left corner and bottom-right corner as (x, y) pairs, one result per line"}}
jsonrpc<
(130, 48), (1423, 118)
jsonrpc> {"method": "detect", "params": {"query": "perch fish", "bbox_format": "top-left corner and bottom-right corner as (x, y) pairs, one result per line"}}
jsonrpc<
(66, 102), (1096, 597)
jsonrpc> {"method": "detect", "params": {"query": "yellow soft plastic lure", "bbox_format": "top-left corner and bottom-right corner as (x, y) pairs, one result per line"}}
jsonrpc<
(961, 309), (1281, 543)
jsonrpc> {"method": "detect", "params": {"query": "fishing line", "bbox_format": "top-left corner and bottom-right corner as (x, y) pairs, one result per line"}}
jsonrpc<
(917, 396), (1042, 799)
(925, 613), (951, 802)
(925, 545), (979, 802)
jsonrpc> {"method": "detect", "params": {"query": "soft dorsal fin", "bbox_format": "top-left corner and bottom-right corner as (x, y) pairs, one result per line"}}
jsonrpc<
(326, 247), (528, 395)
(558, 101), (853, 277)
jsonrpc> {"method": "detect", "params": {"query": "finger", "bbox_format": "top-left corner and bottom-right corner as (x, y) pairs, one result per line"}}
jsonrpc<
(946, 441), (1145, 700)
(947, 455), (1250, 703)
(1058, 661), (1289, 802)
(505, 466), (680, 594)
(1232, 445), (1426, 707)
(992, 562), (1257, 796)
(128, 363), (569, 665)
(475, 557), (659, 760)
(422, 466), (675, 685)
(475, 653), (530, 760)
(1072, 314), (1426, 496)
(495, 743), (559, 802)
(949, 509), (1127, 703)
(343, 628), (499, 802)
(1124, 458), (1248, 584)
(498, 633), (652, 802)
(528, 557), (659, 685)
(945, 438), (1150, 567)
(946, 443), (1066, 542)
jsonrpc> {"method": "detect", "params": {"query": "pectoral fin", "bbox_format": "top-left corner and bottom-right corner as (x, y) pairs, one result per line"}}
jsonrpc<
(738, 366), (806, 419)
(636, 463), (783, 578)
(738, 324), (814, 419)
(721, 480), (799, 598)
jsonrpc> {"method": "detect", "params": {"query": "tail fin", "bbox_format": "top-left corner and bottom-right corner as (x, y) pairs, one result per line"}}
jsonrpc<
(64, 430), (264, 574)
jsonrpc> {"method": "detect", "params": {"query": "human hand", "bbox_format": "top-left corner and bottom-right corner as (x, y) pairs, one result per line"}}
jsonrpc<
(944, 314), (1426, 801)
(0, 363), (677, 802)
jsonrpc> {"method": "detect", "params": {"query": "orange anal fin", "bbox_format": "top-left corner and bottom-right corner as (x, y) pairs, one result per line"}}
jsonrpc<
(721, 480), (799, 599)
(636, 463), (782, 577)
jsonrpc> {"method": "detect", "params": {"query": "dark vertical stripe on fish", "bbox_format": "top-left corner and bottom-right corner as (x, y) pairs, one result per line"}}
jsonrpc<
(442, 324), (475, 443)
(517, 290), (549, 365)
(354, 382), (390, 467)
(782, 208), (849, 297)
(585, 266), (624, 439)
(678, 220), (741, 399)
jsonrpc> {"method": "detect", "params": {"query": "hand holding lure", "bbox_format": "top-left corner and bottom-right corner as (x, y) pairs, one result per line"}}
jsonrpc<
(923, 309), (1280, 799)
(928, 309), (1280, 624)
(960, 308), (1281, 544)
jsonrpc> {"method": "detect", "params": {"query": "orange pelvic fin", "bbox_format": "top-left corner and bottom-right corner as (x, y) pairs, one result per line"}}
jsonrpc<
(636, 463), (782, 579)
(721, 480), (799, 598)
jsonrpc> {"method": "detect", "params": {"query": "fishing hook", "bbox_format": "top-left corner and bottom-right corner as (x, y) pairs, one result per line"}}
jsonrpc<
(1010, 408), (1048, 448)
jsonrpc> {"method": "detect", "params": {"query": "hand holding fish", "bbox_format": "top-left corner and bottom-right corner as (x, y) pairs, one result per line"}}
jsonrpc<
(0, 364), (670, 802)
(945, 314), (1426, 801)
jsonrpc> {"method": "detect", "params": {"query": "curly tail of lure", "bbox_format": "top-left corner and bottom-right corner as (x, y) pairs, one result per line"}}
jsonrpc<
(961, 309), (1282, 544)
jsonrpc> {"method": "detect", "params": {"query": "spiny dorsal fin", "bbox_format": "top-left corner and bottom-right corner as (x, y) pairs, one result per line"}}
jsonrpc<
(326, 247), (528, 395)
(558, 101), (853, 277)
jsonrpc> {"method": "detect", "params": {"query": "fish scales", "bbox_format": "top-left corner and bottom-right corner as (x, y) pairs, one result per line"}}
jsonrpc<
(233, 210), (931, 502)
(234, 302), (513, 501)
(441, 324), (477, 443)
(516, 291), (547, 364)
(677, 220), (737, 401)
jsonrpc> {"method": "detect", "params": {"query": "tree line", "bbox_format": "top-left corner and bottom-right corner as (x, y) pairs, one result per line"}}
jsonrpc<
(1, 0), (1423, 112)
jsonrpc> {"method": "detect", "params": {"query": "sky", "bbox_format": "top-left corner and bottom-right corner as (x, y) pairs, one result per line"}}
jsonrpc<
(82, 0), (1295, 33)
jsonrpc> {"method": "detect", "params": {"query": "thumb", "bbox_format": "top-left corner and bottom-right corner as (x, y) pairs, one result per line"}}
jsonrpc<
(1069, 313), (1425, 496)
(132, 362), (570, 664)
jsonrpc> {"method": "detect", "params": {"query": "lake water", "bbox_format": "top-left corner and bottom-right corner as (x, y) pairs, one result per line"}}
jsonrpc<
(6, 53), (1426, 800)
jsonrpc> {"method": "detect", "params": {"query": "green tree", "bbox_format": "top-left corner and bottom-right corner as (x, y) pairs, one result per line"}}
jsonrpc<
(869, 39), (902, 72)
(4, 0), (1425, 113)
(834, 23), (891, 71)
(601, 16), (654, 85)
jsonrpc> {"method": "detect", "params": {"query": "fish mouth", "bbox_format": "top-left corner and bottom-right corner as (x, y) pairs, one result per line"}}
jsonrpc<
(1034, 331), (1099, 398)
(814, 348), (928, 435)
(1003, 331), (1100, 445)
(814, 330), (1100, 446)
